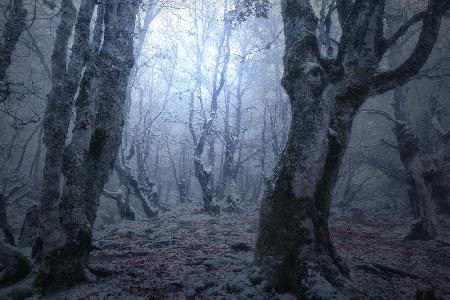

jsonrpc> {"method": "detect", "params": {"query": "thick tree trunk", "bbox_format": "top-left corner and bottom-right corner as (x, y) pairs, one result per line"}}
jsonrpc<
(255, 1), (357, 296)
(255, 80), (357, 296)
(35, 0), (140, 292)
(253, 0), (445, 297)
(37, 0), (78, 267)
(37, 0), (97, 271)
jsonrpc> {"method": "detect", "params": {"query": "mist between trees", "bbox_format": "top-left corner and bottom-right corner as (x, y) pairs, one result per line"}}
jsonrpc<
(0, 0), (450, 299)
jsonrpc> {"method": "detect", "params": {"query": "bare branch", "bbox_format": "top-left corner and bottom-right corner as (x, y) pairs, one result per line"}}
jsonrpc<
(370, 0), (450, 96)
(360, 109), (398, 124)
(381, 10), (427, 54)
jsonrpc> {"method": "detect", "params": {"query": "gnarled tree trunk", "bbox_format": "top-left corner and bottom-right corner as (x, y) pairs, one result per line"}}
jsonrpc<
(35, 0), (140, 293)
(37, 0), (94, 274)
(255, 0), (447, 297)
(392, 119), (436, 239)
(386, 6), (436, 239)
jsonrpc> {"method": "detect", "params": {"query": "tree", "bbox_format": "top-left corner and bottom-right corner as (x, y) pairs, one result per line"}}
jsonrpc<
(219, 63), (245, 211)
(358, 0), (450, 240)
(102, 185), (136, 221)
(0, 0), (28, 101)
(363, 92), (450, 240)
(188, 0), (232, 213)
(254, 0), (449, 297)
(167, 140), (189, 203)
(35, 0), (141, 292)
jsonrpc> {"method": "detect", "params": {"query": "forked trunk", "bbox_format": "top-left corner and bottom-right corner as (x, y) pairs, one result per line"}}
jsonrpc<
(255, 80), (359, 297)
(254, 0), (421, 297)
(35, 0), (139, 292)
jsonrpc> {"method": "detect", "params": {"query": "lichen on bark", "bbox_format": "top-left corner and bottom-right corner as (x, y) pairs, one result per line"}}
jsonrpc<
(254, 0), (447, 298)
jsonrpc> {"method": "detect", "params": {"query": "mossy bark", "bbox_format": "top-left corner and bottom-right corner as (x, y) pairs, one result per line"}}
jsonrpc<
(255, 0), (446, 298)
(35, 0), (140, 293)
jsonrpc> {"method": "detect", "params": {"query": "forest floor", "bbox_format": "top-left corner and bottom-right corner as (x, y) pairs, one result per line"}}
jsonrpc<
(42, 207), (450, 300)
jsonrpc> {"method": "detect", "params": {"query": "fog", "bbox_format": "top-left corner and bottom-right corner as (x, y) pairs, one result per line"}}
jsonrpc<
(1, 0), (450, 299)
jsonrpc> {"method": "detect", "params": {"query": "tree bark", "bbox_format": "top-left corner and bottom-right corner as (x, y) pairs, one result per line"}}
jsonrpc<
(255, 0), (446, 297)
(385, 6), (436, 239)
(103, 186), (136, 221)
(35, 0), (140, 292)
(167, 142), (188, 203)
(0, 194), (15, 246)
(391, 90), (436, 241)
(18, 204), (39, 248)
(114, 162), (158, 218)
(0, 0), (27, 85)
(191, 9), (231, 213)
(220, 60), (245, 211)
(37, 0), (92, 271)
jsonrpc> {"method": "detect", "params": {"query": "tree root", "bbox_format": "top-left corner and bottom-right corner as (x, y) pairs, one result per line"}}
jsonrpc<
(357, 260), (419, 279)
(0, 242), (32, 288)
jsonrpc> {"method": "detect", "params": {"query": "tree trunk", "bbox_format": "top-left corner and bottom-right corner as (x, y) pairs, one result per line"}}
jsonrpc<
(255, 0), (446, 297)
(255, 80), (357, 296)
(18, 204), (39, 248)
(167, 142), (188, 203)
(103, 186), (136, 221)
(36, 0), (93, 275)
(0, 0), (27, 83)
(386, 6), (436, 239)
(35, 0), (140, 292)
(0, 194), (15, 246)
(393, 121), (436, 239)
(220, 57), (244, 210)
(254, 1), (362, 295)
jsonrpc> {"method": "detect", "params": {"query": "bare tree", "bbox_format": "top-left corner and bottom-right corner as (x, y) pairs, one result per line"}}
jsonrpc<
(35, 0), (141, 292)
(255, 0), (449, 297)
(189, 0), (232, 213)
